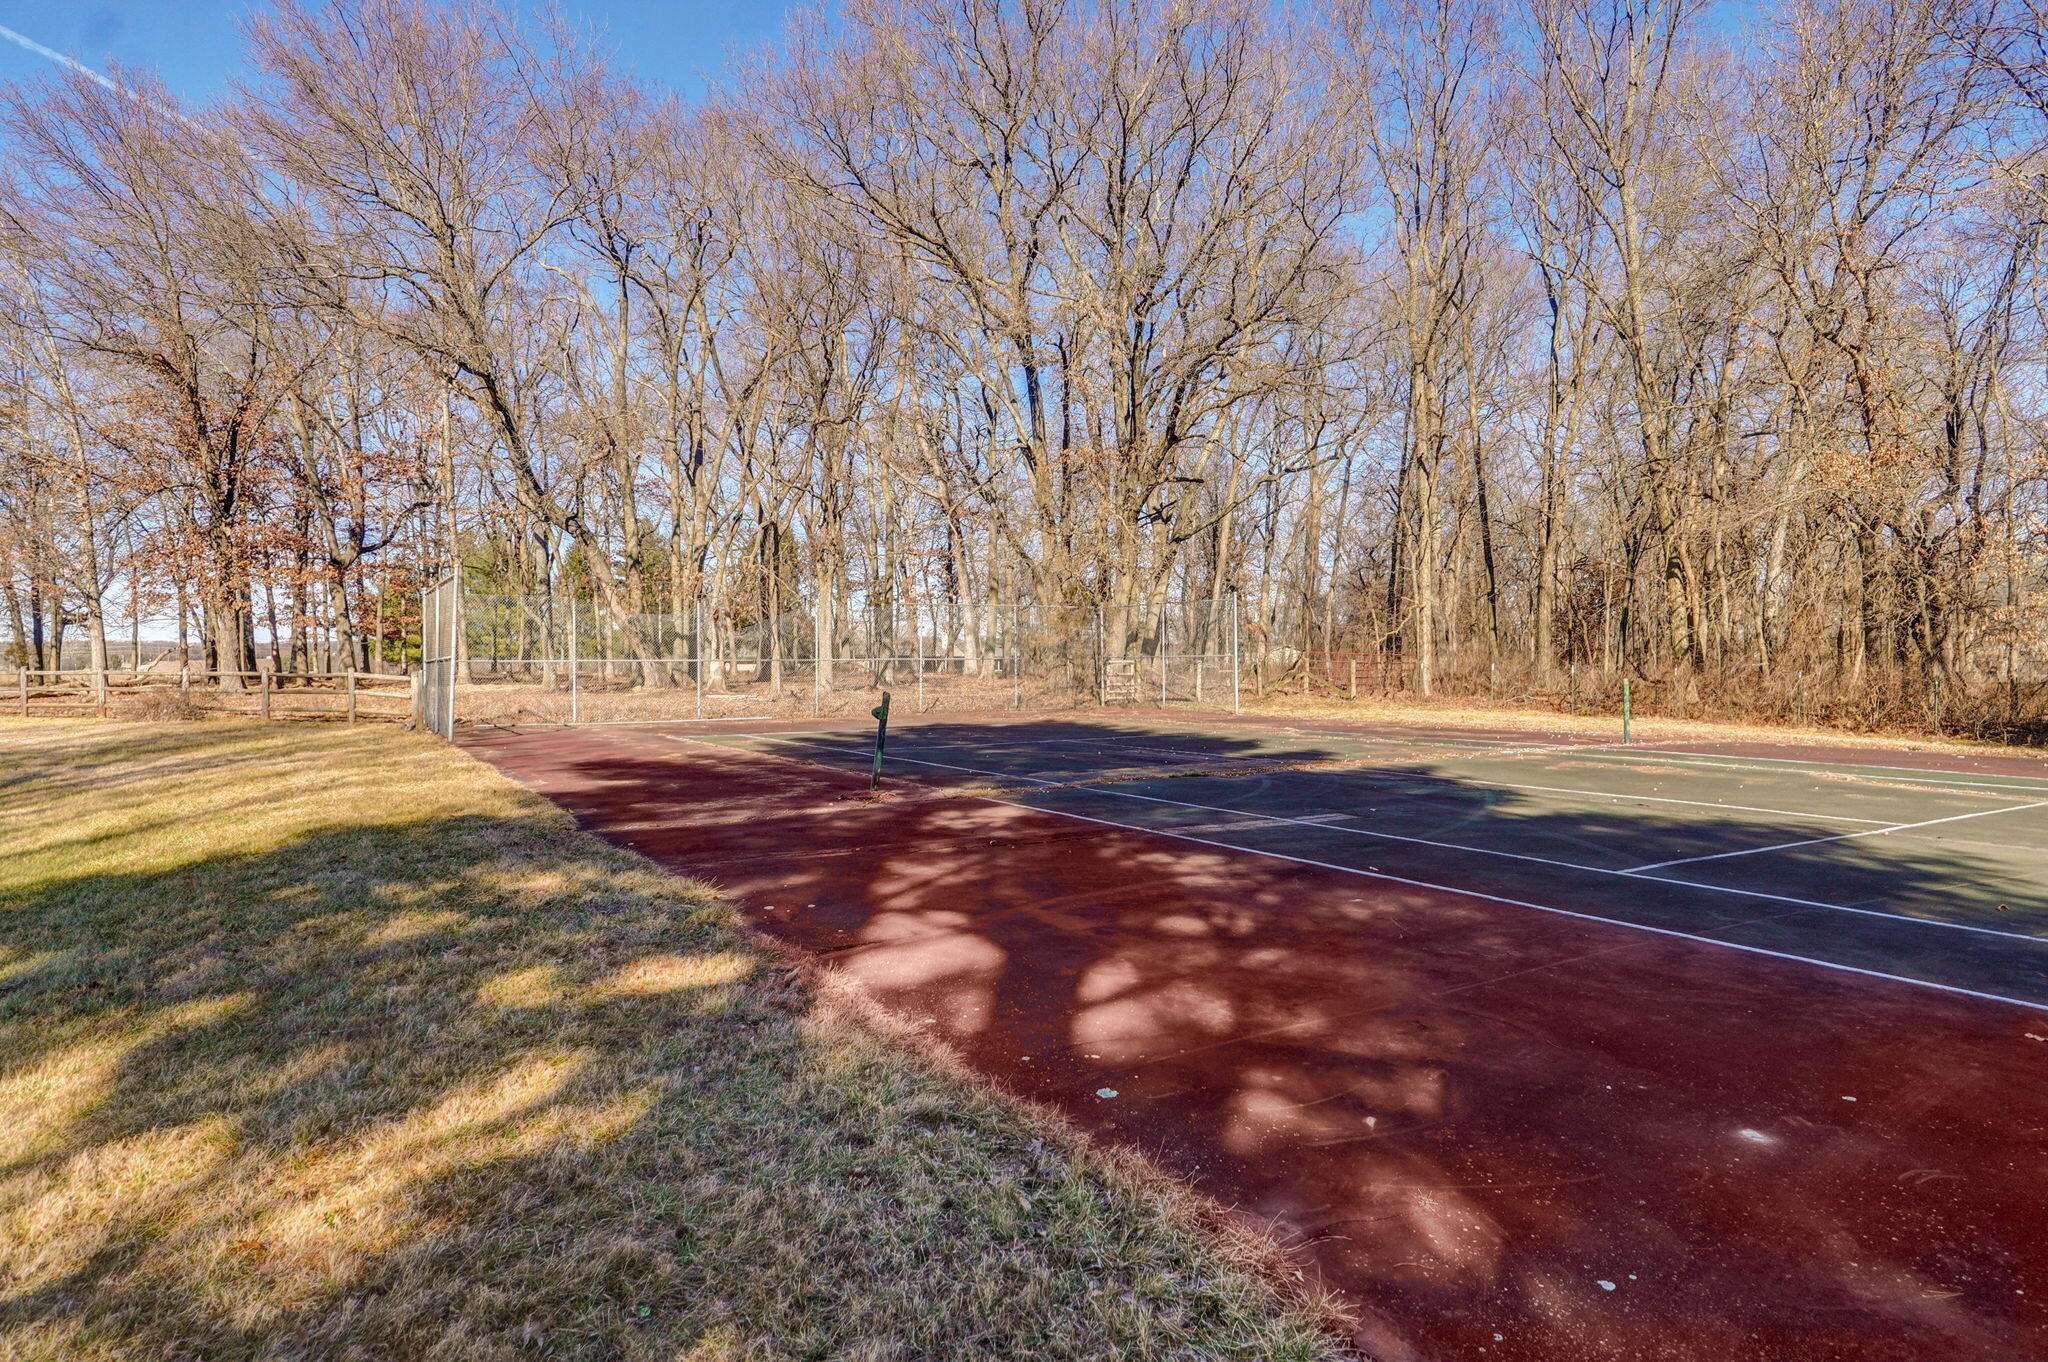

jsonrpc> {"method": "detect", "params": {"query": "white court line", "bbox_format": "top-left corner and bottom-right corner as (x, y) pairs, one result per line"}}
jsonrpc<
(1252, 763), (1895, 826)
(803, 745), (2048, 947)
(1624, 803), (2048, 872)
(1279, 727), (1587, 753)
(1253, 727), (2048, 802)
(691, 728), (1593, 767)
(686, 732), (1252, 762)
(798, 730), (1896, 825)
(660, 730), (1887, 824)
(977, 797), (2048, 1014)
(1638, 745), (2048, 784)
(1560, 747), (2048, 796)
(1182, 729), (2048, 803)
(1331, 729), (2048, 790)
(682, 724), (2048, 800)
(671, 734), (2048, 1009)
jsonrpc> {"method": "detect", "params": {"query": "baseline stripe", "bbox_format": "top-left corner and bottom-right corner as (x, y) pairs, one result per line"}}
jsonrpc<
(809, 745), (2048, 948)
(983, 799), (2048, 1014)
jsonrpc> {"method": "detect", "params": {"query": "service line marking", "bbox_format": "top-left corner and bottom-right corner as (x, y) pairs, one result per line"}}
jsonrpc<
(1216, 762), (1898, 826)
(793, 744), (2048, 949)
(1552, 746), (2048, 797)
(1623, 803), (2048, 872)
(811, 732), (1904, 826)
(677, 724), (2048, 801)
(975, 799), (2048, 1014)
(662, 734), (2048, 1012)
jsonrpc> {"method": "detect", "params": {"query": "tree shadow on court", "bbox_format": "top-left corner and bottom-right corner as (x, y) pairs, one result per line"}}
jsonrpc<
(0, 800), (1339, 1361)
(521, 718), (2048, 1361)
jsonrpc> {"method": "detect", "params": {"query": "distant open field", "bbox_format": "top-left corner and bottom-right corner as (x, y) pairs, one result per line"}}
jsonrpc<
(0, 719), (1339, 1361)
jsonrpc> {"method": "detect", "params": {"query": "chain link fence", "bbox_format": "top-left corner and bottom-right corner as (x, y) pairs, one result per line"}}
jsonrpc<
(419, 588), (1241, 730)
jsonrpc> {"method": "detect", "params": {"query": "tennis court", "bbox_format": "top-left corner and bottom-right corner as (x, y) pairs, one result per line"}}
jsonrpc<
(462, 710), (2048, 1361)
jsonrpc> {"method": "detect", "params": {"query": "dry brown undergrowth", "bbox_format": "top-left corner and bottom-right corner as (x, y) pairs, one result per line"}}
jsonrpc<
(0, 719), (1343, 1362)
(1241, 694), (2031, 756)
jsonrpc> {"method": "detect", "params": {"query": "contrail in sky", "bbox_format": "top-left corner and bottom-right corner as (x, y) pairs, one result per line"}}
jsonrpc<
(0, 22), (131, 95)
(0, 21), (204, 128)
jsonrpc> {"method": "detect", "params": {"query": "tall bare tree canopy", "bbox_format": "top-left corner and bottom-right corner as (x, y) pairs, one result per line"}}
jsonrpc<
(2, 0), (2043, 733)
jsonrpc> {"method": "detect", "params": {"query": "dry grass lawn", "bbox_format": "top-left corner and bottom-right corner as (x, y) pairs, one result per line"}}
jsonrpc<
(0, 720), (1342, 1361)
(1243, 693), (2027, 756)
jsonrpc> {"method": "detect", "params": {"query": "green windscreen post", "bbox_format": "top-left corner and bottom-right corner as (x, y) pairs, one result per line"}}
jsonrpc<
(870, 691), (892, 790)
(1621, 677), (1633, 745)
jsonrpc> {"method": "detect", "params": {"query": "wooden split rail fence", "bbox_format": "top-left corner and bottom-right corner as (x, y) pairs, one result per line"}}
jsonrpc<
(6, 669), (418, 723)
(1255, 651), (1410, 699)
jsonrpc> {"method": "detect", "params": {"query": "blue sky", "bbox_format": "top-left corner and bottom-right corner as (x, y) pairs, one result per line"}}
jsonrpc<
(2, 1), (1765, 105)
(0, 1), (806, 103)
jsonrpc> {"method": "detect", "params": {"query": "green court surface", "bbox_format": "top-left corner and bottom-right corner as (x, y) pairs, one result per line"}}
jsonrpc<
(674, 716), (2048, 1008)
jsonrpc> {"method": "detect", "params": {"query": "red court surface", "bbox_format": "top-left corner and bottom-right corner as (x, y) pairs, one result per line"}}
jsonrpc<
(460, 713), (2048, 1362)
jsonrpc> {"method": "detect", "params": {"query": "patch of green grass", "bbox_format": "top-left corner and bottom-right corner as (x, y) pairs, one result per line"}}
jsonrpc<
(0, 719), (1343, 1361)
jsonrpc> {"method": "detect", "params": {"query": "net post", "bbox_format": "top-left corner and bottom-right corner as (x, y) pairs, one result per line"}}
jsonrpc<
(1012, 600), (1022, 710)
(869, 691), (892, 790)
(1622, 676), (1633, 745)
(569, 595), (579, 725)
(694, 600), (704, 719)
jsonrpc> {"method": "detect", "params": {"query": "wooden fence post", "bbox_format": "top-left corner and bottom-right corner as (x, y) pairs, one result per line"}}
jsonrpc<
(347, 672), (358, 725)
(260, 672), (272, 721)
(17, 669), (26, 717)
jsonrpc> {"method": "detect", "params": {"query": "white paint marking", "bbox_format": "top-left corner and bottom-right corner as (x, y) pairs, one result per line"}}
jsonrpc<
(960, 796), (2048, 1014)
(1624, 803), (2048, 872)
(1568, 747), (2048, 797)
(666, 733), (2048, 1013)
(819, 745), (2048, 948)
(1279, 763), (1896, 826)
(705, 728), (1907, 824)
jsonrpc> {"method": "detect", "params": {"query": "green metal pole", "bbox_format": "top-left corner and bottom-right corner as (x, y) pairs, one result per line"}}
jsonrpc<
(870, 691), (892, 790)
(1621, 677), (1633, 745)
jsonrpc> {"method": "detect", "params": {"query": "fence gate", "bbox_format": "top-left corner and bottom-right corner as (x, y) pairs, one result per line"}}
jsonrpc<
(417, 572), (458, 738)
